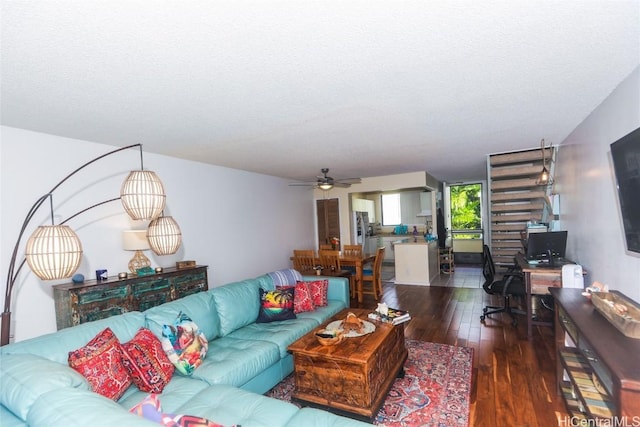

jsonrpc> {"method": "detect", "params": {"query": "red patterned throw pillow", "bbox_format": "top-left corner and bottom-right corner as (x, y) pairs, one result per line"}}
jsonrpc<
(278, 282), (315, 314)
(303, 279), (329, 307)
(68, 327), (132, 400)
(121, 328), (175, 393)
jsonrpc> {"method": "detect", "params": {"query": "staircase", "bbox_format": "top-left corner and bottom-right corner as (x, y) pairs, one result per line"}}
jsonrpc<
(488, 147), (554, 272)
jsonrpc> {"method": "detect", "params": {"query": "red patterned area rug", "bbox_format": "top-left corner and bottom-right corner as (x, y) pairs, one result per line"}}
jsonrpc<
(266, 339), (473, 427)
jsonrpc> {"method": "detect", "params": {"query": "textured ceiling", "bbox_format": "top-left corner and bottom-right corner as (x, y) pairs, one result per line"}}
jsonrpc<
(2, 1), (639, 183)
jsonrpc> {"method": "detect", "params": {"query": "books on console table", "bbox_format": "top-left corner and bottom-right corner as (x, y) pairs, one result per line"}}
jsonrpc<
(368, 307), (411, 325)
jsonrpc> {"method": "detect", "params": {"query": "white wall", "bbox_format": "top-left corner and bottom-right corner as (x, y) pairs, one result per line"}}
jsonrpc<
(1, 127), (315, 342)
(556, 66), (640, 302)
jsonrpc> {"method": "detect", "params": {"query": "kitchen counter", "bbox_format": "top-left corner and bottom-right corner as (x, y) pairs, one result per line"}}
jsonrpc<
(393, 240), (439, 286)
(372, 234), (430, 263)
(392, 237), (425, 244)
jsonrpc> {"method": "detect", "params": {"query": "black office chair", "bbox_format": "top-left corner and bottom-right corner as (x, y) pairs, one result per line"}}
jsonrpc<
(480, 245), (526, 327)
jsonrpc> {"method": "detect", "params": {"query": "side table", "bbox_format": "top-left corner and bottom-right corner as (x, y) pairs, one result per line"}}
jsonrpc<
(438, 247), (455, 274)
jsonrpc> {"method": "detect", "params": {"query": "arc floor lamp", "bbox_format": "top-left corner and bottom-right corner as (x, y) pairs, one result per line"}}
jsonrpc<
(1, 143), (181, 346)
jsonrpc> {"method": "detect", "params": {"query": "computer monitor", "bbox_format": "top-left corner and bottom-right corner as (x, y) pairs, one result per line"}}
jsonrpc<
(526, 231), (568, 263)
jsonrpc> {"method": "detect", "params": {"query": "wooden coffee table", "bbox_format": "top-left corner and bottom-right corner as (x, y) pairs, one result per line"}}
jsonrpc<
(287, 308), (408, 421)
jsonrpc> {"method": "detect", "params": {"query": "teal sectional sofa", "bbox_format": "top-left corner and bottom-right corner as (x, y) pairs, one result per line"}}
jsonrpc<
(0, 273), (373, 427)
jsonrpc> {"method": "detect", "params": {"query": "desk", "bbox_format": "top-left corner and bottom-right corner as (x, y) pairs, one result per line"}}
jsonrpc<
(291, 253), (376, 303)
(515, 253), (568, 337)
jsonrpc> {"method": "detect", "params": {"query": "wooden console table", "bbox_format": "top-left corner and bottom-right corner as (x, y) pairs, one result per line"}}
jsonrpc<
(53, 265), (208, 329)
(550, 288), (640, 419)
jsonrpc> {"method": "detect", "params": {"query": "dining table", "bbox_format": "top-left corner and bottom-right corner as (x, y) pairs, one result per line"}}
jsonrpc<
(291, 252), (376, 303)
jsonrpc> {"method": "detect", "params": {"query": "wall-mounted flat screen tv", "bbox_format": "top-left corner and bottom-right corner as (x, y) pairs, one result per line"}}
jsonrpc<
(610, 127), (640, 253)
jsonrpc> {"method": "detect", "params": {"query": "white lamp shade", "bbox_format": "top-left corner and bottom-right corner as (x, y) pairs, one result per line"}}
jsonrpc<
(25, 225), (83, 280)
(120, 170), (166, 221)
(122, 230), (150, 251)
(147, 216), (182, 255)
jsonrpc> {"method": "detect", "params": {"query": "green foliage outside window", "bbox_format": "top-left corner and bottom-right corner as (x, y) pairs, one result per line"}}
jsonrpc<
(450, 184), (482, 237)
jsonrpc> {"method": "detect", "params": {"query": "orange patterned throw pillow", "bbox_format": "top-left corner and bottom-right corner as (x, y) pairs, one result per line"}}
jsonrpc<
(68, 327), (132, 400)
(121, 328), (175, 393)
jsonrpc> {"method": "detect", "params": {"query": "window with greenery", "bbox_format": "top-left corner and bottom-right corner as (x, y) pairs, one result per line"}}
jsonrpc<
(381, 193), (401, 225)
(449, 183), (482, 239)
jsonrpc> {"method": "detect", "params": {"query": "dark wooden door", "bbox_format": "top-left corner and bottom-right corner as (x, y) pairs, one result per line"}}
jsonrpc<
(317, 198), (340, 248)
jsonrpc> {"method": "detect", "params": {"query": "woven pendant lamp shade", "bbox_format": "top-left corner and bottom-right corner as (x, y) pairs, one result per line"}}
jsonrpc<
(120, 170), (166, 220)
(25, 225), (83, 280)
(147, 216), (182, 255)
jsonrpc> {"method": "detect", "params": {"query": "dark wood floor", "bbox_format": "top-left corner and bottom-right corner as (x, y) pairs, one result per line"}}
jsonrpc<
(349, 265), (568, 426)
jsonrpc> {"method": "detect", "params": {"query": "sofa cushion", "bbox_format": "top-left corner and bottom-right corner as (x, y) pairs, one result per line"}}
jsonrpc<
(189, 336), (280, 387)
(211, 280), (261, 336)
(68, 327), (132, 401)
(117, 375), (210, 414)
(286, 407), (375, 426)
(145, 291), (219, 342)
(257, 288), (296, 323)
(160, 312), (208, 376)
(0, 353), (88, 421)
(227, 318), (318, 358)
(0, 312), (146, 365)
(172, 384), (300, 427)
(0, 405), (26, 427)
(122, 328), (175, 393)
(293, 300), (346, 326)
(26, 388), (157, 427)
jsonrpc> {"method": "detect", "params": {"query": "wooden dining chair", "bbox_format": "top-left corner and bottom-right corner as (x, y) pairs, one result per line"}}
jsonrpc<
(361, 247), (385, 300)
(342, 244), (363, 257)
(318, 250), (341, 272)
(319, 244), (333, 251)
(318, 249), (357, 295)
(292, 249), (316, 274)
(341, 245), (362, 297)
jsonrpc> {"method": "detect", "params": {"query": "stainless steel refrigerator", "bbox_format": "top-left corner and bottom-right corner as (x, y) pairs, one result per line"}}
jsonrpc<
(353, 211), (370, 252)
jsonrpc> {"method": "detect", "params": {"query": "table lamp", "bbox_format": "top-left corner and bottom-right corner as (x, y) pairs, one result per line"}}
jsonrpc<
(122, 230), (151, 274)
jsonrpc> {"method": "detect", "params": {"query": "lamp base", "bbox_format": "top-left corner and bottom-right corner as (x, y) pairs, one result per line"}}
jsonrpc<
(128, 250), (151, 274)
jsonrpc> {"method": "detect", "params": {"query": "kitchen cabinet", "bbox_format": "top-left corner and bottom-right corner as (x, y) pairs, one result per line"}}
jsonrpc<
(317, 198), (340, 249)
(364, 199), (375, 223)
(353, 198), (375, 223)
(368, 237), (383, 254)
(380, 236), (400, 262)
(53, 265), (208, 330)
(400, 192), (421, 225)
(419, 191), (432, 213)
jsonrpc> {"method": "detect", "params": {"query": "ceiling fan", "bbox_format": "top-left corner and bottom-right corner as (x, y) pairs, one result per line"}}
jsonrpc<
(289, 168), (362, 190)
